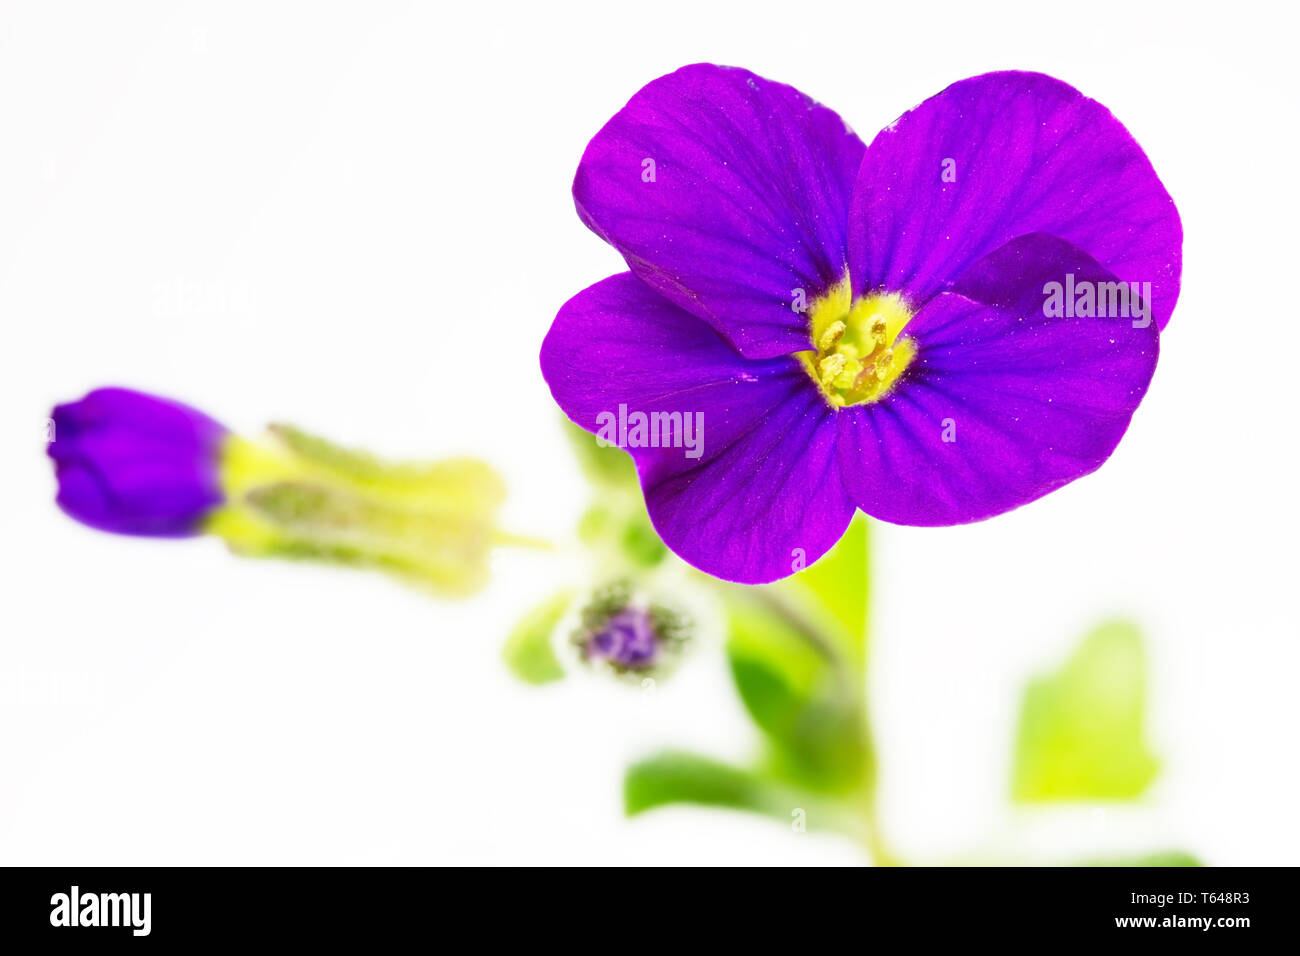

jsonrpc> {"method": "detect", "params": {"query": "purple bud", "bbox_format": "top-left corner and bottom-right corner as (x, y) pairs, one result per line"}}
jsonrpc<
(46, 387), (228, 537)
(574, 582), (690, 674)
(586, 607), (660, 669)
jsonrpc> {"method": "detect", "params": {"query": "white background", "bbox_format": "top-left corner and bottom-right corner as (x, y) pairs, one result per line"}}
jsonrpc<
(1, 0), (1296, 865)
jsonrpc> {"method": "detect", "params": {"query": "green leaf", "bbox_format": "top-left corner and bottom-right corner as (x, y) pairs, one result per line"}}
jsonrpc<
(625, 751), (777, 816)
(724, 592), (869, 794)
(1012, 619), (1160, 802)
(729, 651), (807, 742)
(775, 514), (869, 669)
(624, 750), (860, 836)
(502, 590), (572, 685)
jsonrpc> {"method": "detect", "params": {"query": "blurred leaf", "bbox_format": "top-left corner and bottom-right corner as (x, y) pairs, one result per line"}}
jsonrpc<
(775, 514), (869, 670)
(576, 503), (615, 545)
(1081, 850), (1202, 867)
(563, 417), (637, 489)
(729, 651), (806, 742)
(761, 697), (870, 796)
(502, 590), (573, 685)
(727, 595), (827, 706)
(724, 592), (869, 794)
(619, 512), (668, 567)
(1012, 619), (1160, 802)
(624, 751), (859, 836)
(625, 751), (776, 816)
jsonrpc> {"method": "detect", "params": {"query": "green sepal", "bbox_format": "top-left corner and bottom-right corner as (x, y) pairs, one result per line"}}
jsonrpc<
(209, 428), (505, 597)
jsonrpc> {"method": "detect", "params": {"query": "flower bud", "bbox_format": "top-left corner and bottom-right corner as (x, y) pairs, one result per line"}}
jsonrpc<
(46, 387), (227, 536)
(573, 580), (690, 675)
(47, 387), (522, 597)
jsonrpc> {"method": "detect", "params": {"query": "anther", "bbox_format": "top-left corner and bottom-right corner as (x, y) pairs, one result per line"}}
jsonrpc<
(817, 320), (847, 351)
(874, 349), (894, 379)
(818, 353), (847, 384)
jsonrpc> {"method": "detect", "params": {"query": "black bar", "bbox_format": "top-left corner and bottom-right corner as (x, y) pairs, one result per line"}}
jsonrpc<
(0, 865), (1288, 944)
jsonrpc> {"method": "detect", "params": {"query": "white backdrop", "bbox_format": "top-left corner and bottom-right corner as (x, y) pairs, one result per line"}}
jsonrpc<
(1, 0), (1296, 865)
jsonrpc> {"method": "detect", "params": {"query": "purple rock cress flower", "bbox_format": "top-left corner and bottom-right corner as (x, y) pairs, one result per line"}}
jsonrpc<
(541, 65), (1182, 584)
(47, 387), (227, 536)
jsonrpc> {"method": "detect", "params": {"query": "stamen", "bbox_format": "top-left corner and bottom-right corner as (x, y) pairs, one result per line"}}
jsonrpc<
(818, 320), (847, 351)
(818, 353), (847, 384)
(801, 285), (916, 408)
(874, 348), (894, 379)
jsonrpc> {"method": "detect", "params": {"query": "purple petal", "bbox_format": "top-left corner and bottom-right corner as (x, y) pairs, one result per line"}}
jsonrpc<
(541, 273), (853, 583)
(47, 387), (228, 536)
(573, 63), (865, 360)
(848, 71), (1182, 330)
(837, 235), (1160, 525)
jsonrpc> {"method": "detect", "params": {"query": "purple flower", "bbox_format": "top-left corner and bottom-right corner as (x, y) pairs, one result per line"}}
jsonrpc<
(541, 66), (1181, 584)
(47, 387), (228, 536)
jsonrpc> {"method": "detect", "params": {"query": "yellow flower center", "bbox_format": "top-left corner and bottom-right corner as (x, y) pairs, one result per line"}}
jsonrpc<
(797, 278), (917, 408)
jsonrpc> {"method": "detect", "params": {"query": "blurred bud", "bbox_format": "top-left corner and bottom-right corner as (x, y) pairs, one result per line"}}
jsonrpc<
(46, 387), (227, 536)
(572, 580), (690, 677)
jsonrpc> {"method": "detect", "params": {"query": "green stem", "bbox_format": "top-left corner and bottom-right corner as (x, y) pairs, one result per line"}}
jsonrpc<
(864, 789), (903, 867)
(856, 548), (902, 867)
(713, 577), (903, 865)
